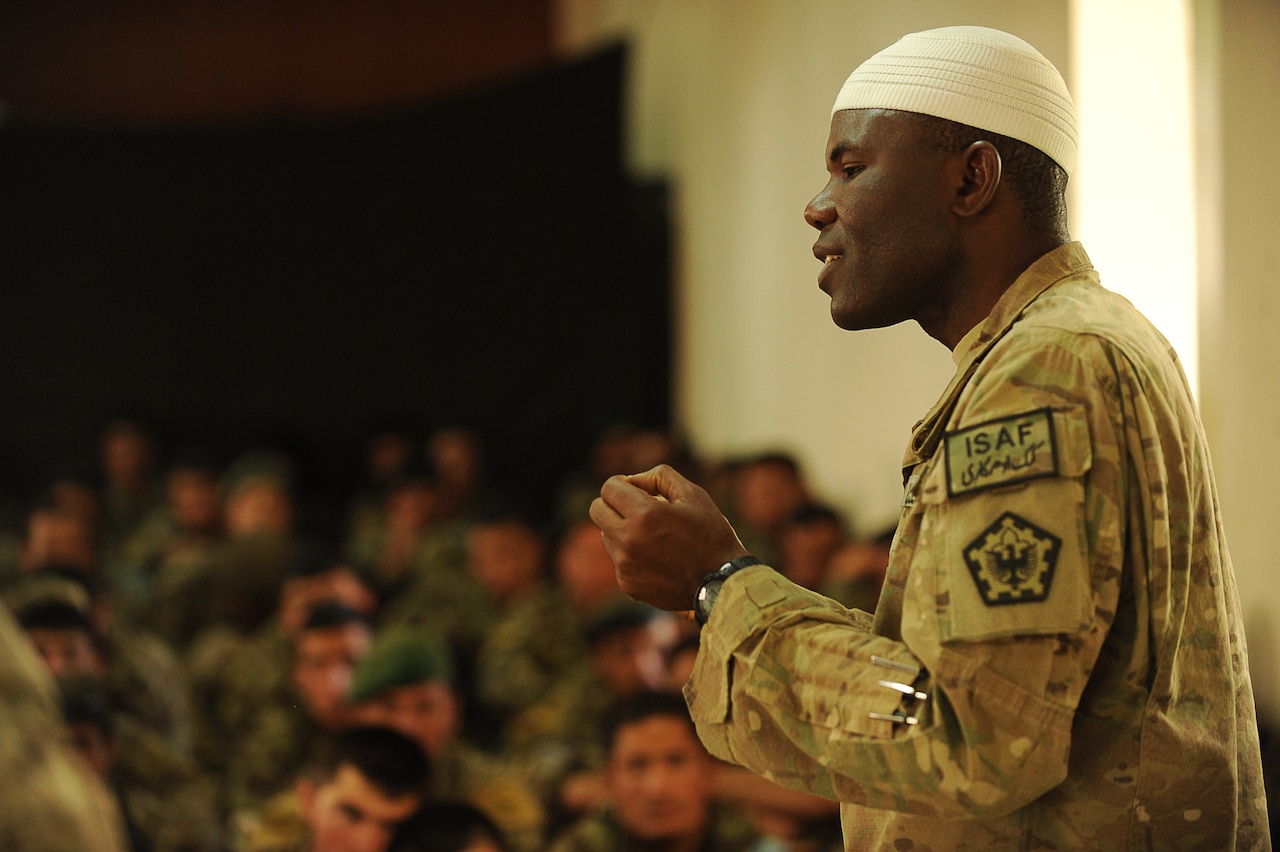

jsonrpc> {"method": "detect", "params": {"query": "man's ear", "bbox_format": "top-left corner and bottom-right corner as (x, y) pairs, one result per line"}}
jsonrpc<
(953, 140), (1002, 217)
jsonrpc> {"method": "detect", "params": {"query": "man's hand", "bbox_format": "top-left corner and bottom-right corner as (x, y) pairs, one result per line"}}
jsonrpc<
(589, 464), (749, 611)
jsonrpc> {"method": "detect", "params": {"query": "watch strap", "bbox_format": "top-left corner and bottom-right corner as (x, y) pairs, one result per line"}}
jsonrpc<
(694, 554), (762, 625)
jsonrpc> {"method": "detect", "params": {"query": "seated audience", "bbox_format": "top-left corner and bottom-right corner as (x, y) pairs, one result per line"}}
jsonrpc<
(243, 725), (429, 852)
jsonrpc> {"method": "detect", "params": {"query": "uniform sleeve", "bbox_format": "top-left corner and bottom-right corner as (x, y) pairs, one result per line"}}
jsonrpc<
(687, 334), (1125, 820)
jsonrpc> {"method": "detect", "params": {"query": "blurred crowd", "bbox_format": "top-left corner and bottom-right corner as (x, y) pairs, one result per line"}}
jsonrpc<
(0, 413), (892, 852)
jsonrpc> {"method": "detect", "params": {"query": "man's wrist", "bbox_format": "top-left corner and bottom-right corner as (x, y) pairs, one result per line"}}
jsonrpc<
(693, 554), (763, 626)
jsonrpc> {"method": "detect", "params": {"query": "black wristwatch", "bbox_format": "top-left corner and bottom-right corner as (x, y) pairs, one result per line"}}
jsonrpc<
(694, 555), (762, 626)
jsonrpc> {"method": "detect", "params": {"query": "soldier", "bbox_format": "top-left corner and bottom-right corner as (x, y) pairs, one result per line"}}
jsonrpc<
(591, 25), (1269, 850)
(0, 600), (126, 851)
(226, 601), (375, 833)
(13, 569), (197, 757)
(243, 725), (429, 852)
(547, 691), (759, 852)
(59, 674), (225, 852)
(348, 626), (546, 852)
(465, 503), (581, 751)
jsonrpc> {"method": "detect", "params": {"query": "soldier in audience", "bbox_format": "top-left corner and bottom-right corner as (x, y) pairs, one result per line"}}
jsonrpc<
(226, 601), (375, 832)
(548, 691), (760, 852)
(348, 626), (546, 852)
(244, 725), (429, 852)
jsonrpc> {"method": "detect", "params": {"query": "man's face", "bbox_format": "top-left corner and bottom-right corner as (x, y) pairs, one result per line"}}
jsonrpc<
(292, 623), (373, 730)
(27, 627), (103, 678)
(298, 764), (421, 852)
(608, 715), (716, 842)
(590, 624), (668, 698)
(556, 520), (621, 613)
(805, 109), (962, 334)
(466, 521), (543, 606)
(354, 681), (459, 760)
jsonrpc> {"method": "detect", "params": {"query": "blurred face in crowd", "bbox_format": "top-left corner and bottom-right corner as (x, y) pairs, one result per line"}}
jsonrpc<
(590, 623), (669, 698)
(366, 431), (416, 483)
(298, 763), (422, 852)
(556, 520), (621, 614)
(26, 627), (104, 679)
(167, 469), (223, 536)
(734, 460), (807, 535)
(466, 521), (544, 607)
(355, 681), (460, 760)
(778, 514), (845, 590)
(101, 422), (155, 491)
(292, 623), (374, 730)
(608, 714), (716, 844)
(384, 480), (438, 534)
(22, 509), (97, 574)
(428, 428), (484, 493)
(224, 479), (293, 537)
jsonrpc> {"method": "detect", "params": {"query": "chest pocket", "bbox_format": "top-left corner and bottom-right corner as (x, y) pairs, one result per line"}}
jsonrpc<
(919, 405), (1094, 643)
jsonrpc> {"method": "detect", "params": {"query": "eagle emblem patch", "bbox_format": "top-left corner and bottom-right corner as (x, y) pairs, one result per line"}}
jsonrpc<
(963, 512), (1061, 605)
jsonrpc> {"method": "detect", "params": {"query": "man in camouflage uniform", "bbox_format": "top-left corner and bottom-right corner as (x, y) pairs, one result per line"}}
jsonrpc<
(348, 626), (547, 852)
(547, 691), (759, 852)
(592, 26), (1269, 850)
(0, 601), (126, 851)
(242, 725), (428, 852)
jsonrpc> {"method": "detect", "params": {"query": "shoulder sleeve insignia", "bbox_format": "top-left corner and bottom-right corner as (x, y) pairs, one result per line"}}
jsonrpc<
(944, 408), (1058, 497)
(963, 512), (1061, 606)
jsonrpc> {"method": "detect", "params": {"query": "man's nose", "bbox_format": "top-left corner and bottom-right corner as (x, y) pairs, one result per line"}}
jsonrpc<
(804, 187), (836, 230)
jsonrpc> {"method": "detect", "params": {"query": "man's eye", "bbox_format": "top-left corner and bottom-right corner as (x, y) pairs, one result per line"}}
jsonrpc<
(843, 165), (864, 179)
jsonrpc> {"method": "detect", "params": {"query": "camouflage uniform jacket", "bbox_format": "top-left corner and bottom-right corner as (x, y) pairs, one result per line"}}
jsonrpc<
(686, 243), (1269, 850)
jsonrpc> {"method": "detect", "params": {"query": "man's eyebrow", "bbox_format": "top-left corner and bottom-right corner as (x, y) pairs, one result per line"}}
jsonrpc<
(827, 142), (863, 163)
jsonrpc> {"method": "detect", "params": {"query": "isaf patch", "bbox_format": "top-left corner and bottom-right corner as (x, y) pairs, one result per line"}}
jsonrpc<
(945, 408), (1058, 497)
(963, 512), (1061, 606)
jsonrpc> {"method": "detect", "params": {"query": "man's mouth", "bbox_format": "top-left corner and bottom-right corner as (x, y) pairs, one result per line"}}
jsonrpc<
(824, 254), (842, 266)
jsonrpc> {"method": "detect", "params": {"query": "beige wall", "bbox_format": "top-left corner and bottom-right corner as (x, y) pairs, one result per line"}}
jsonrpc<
(556, 0), (1280, 712)
(1196, 0), (1280, 718)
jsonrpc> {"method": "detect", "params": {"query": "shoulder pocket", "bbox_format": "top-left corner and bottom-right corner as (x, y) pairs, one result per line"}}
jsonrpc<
(922, 406), (1094, 643)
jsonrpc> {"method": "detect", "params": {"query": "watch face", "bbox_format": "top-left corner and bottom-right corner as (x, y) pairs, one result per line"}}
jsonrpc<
(696, 578), (722, 624)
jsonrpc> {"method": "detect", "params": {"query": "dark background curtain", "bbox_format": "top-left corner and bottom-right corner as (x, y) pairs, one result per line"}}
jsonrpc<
(0, 45), (670, 526)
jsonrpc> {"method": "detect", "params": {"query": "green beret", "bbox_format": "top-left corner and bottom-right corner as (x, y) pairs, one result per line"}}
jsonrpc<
(349, 628), (454, 703)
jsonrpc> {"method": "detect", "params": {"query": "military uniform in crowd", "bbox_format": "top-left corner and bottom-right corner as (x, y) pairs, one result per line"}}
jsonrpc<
(547, 805), (760, 852)
(471, 579), (583, 749)
(8, 571), (198, 758)
(0, 602), (126, 851)
(60, 677), (224, 852)
(238, 789), (308, 852)
(687, 244), (1269, 849)
(224, 692), (323, 825)
(431, 740), (547, 852)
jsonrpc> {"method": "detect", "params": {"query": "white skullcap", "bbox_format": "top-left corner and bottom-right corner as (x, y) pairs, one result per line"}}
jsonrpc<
(831, 26), (1078, 177)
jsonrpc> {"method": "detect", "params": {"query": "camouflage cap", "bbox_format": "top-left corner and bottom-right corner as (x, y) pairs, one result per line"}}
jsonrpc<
(348, 628), (454, 703)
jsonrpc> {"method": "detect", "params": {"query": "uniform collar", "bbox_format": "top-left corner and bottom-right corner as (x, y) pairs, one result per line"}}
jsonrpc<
(901, 242), (1094, 480)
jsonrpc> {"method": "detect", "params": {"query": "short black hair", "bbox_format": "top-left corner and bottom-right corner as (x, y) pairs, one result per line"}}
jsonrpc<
(388, 801), (509, 852)
(300, 599), (370, 633)
(912, 113), (1069, 238)
(602, 690), (699, 754)
(306, 725), (430, 799)
(16, 599), (96, 637)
